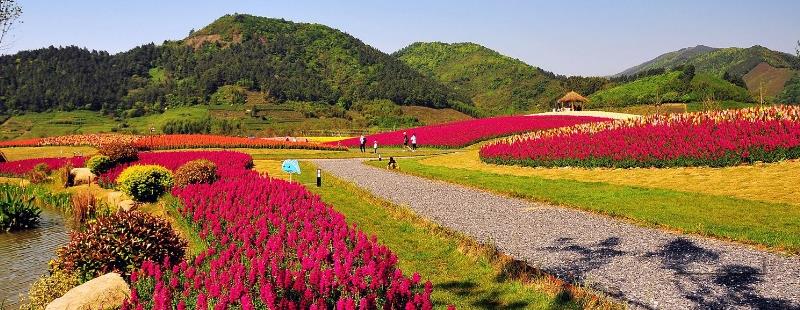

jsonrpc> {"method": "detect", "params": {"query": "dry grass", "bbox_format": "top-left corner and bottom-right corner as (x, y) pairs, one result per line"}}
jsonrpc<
(399, 106), (473, 125)
(421, 150), (800, 206)
(299, 136), (351, 143)
(0, 146), (96, 161)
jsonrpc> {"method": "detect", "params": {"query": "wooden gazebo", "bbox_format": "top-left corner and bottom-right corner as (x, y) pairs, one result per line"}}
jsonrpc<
(556, 91), (588, 111)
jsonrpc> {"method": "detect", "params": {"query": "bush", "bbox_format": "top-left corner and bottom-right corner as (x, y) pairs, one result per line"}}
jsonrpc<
(26, 163), (50, 184)
(173, 159), (217, 187)
(86, 155), (114, 175)
(54, 210), (187, 281)
(116, 165), (173, 202)
(98, 142), (138, 163)
(0, 184), (41, 231)
(19, 268), (79, 310)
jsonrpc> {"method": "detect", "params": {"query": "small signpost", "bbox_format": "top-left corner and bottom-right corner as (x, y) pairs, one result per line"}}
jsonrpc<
(281, 160), (301, 182)
(316, 169), (322, 187)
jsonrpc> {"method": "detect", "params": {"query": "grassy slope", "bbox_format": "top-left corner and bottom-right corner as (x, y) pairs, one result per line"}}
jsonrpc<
(589, 71), (752, 107)
(395, 42), (564, 115)
(253, 160), (614, 309)
(369, 158), (800, 254)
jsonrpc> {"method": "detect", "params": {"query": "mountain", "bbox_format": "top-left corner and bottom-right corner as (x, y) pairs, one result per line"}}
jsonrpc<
(590, 67), (752, 107)
(394, 42), (575, 115)
(617, 45), (800, 98)
(617, 45), (718, 77)
(0, 14), (473, 118)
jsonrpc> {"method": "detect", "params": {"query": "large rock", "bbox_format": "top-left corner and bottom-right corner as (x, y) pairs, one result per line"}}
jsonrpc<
(45, 273), (130, 310)
(70, 168), (96, 186)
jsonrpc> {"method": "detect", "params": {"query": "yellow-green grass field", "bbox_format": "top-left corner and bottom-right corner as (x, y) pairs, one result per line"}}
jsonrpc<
(421, 150), (800, 206)
(255, 160), (618, 309)
(1, 146), (97, 161)
(370, 155), (800, 254)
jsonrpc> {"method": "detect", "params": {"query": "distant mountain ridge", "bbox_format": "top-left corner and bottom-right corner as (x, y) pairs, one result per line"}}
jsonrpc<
(394, 42), (603, 114)
(617, 45), (718, 77)
(617, 45), (799, 78)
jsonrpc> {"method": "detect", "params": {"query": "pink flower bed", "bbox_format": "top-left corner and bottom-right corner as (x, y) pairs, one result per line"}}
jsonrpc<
(124, 151), (433, 309)
(481, 105), (800, 168)
(329, 115), (609, 148)
(97, 151), (254, 185)
(0, 156), (85, 177)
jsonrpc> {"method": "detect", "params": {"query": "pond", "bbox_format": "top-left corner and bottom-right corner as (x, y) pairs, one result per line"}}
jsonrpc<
(0, 208), (68, 307)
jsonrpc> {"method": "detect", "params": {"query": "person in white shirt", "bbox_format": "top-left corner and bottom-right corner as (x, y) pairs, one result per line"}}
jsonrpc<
(359, 135), (366, 152)
(410, 134), (417, 151)
(373, 140), (378, 154)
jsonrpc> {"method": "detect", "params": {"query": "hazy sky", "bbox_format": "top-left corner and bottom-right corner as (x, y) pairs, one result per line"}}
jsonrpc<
(3, 0), (799, 76)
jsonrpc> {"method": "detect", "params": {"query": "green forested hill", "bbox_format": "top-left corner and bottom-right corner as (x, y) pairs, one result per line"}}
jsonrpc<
(590, 67), (753, 107)
(394, 42), (599, 115)
(0, 14), (472, 117)
(618, 45), (799, 81)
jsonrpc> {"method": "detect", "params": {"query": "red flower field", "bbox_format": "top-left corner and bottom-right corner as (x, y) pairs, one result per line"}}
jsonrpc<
(123, 151), (433, 309)
(481, 106), (800, 168)
(329, 115), (609, 148)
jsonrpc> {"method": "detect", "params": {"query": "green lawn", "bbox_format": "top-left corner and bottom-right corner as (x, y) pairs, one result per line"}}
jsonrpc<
(368, 159), (800, 254)
(0, 110), (117, 140)
(286, 161), (615, 309)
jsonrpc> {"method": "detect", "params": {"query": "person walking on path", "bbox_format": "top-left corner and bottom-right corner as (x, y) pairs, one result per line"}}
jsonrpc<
(410, 133), (417, 151)
(373, 140), (378, 154)
(403, 132), (410, 151)
(359, 135), (366, 153)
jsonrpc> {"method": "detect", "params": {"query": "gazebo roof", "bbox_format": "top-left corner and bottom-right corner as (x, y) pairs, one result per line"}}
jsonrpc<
(557, 91), (589, 104)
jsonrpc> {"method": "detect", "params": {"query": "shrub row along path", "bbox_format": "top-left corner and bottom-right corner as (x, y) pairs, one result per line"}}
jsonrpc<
(313, 159), (800, 310)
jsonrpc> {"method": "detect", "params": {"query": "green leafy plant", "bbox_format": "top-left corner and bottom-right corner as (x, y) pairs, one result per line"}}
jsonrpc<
(0, 184), (41, 231)
(173, 159), (217, 187)
(86, 155), (114, 175)
(53, 210), (187, 281)
(116, 165), (173, 202)
(98, 142), (138, 163)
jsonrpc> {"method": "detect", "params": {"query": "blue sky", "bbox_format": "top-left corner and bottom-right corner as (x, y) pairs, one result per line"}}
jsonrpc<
(4, 0), (799, 76)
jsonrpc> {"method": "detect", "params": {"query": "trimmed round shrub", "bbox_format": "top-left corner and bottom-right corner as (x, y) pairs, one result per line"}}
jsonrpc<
(173, 159), (217, 187)
(53, 210), (187, 281)
(116, 165), (173, 202)
(86, 155), (113, 175)
(98, 142), (138, 163)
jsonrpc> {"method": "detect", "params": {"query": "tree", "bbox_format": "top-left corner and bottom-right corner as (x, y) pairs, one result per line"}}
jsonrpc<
(796, 40), (799, 59)
(0, 0), (22, 48)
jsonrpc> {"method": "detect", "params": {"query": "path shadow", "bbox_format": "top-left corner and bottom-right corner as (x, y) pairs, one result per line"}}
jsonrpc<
(540, 236), (626, 283)
(647, 237), (799, 309)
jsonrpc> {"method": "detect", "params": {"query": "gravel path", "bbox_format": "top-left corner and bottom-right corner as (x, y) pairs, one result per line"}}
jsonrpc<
(314, 159), (800, 310)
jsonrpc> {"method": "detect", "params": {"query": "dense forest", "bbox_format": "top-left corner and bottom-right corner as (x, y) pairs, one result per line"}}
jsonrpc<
(0, 14), (474, 117)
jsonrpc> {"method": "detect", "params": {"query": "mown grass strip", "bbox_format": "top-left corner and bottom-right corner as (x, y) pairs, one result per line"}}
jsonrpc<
(270, 161), (621, 310)
(368, 159), (800, 254)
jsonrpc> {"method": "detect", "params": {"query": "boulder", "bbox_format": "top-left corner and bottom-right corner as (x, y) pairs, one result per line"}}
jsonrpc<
(118, 200), (137, 212)
(70, 168), (95, 186)
(45, 272), (130, 310)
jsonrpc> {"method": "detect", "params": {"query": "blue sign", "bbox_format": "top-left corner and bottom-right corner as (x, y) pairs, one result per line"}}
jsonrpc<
(281, 160), (301, 174)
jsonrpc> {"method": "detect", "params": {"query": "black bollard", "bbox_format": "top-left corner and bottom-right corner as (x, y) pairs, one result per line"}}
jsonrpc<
(316, 169), (322, 187)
